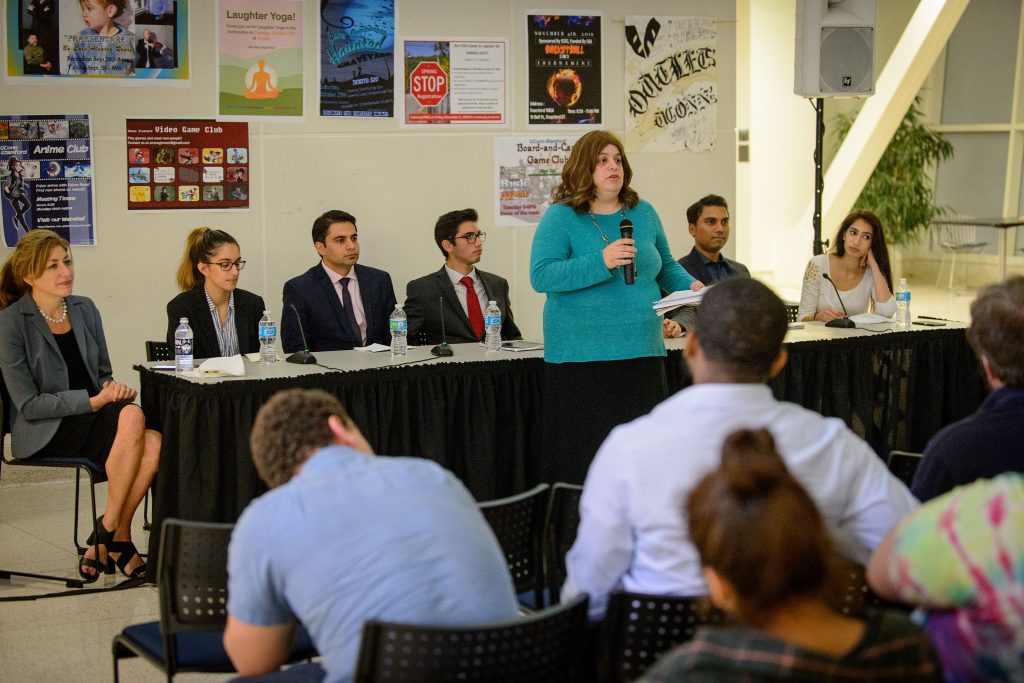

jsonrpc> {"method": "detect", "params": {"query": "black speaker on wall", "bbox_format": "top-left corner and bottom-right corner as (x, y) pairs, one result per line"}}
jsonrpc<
(795, 0), (876, 97)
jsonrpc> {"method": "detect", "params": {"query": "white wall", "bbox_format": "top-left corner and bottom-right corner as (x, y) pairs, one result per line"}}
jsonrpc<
(1, 0), (736, 386)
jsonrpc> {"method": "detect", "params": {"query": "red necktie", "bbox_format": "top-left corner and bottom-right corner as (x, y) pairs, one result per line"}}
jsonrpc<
(460, 276), (484, 340)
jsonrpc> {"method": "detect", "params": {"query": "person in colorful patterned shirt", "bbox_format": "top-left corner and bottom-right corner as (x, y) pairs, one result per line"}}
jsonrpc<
(869, 473), (1024, 682)
(640, 428), (941, 683)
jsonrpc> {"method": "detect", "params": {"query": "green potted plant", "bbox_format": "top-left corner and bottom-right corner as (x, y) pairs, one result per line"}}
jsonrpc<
(832, 96), (954, 246)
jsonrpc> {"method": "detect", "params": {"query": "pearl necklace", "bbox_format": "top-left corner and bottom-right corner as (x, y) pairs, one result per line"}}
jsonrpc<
(39, 298), (68, 324)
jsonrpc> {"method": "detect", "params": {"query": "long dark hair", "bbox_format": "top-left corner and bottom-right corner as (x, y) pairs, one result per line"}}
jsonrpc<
(687, 429), (837, 626)
(176, 227), (239, 291)
(550, 130), (639, 214)
(834, 210), (893, 291)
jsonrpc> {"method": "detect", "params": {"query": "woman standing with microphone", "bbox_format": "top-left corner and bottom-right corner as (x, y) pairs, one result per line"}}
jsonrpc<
(530, 130), (700, 483)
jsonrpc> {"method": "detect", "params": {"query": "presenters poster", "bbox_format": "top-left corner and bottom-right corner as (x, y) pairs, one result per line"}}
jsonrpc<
(526, 13), (602, 126)
(217, 0), (303, 119)
(494, 135), (579, 227)
(125, 119), (250, 211)
(1, 114), (95, 247)
(624, 16), (717, 152)
(5, 0), (190, 82)
(319, 0), (396, 117)
(402, 38), (507, 126)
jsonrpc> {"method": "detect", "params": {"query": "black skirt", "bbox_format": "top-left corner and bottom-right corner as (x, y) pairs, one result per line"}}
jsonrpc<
(541, 357), (668, 485)
(34, 400), (134, 463)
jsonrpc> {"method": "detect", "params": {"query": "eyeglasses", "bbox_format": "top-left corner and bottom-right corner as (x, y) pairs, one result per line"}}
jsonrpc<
(454, 231), (487, 244)
(204, 260), (246, 271)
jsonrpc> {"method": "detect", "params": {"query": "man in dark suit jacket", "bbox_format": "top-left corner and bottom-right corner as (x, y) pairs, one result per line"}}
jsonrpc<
(282, 210), (397, 353)
(670, 195), (751, 332)
(405, 208), (521, 346)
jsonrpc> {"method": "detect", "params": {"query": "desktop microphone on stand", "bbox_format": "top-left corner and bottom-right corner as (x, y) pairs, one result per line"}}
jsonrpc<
(286, 303), (318, 364)
(822, 273), (855, 328)
(431, 296), (454, 357)
(619, 219), (636, 285)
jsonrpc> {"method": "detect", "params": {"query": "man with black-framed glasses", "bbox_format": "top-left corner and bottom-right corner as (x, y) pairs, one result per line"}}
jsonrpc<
(404, 208), (522, 346)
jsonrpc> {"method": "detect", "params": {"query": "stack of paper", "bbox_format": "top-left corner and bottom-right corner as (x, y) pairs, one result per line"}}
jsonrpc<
(653, 287), (708, 315)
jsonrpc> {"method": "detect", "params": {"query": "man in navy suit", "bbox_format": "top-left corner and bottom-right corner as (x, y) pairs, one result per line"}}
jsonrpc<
(282, 210), (397, 352)
(404, 208), (521, 346)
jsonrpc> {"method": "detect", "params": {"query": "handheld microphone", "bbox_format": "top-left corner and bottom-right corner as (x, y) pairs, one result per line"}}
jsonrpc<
(619, 218), (635, 285)
(431, 296), (454, 357)
(821, 274), (855, 328)
(286, 303), (318, 364)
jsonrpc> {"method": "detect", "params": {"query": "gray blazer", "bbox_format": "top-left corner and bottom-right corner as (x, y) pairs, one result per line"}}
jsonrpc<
(0, 294), (112, 459)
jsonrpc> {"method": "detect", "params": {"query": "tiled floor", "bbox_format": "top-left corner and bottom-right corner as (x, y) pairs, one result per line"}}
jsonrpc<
(0, 284), (979, 682)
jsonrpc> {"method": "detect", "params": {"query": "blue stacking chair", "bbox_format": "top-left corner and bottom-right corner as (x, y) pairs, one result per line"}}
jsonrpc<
(112, 518), (317, 682)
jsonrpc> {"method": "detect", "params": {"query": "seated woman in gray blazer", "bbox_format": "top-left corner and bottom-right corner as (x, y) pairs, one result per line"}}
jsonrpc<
(165, 227), (265, 359)
(0, 230), (161, 581)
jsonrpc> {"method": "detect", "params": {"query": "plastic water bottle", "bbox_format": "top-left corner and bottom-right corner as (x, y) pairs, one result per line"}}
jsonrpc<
(258, 310), (277, 363)
(174, 318), (193, 373)
(895, 278), (911, 328)
(390, 305), (407, 356)
(484, 300), (502, 352)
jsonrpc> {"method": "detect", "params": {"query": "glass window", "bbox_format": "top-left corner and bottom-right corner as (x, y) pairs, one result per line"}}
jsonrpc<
(941, 0), (1020, 125)
(933, 132), (1008, 254)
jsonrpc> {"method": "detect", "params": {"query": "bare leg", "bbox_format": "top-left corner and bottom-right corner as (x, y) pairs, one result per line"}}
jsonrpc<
(111, 429), (161, 575)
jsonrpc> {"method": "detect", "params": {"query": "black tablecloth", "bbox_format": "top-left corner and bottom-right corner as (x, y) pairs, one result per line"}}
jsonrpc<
(140, 327), (985, 577)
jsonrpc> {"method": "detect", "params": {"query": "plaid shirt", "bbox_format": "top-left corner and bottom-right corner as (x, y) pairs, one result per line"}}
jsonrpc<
(639, 610), (942, 682)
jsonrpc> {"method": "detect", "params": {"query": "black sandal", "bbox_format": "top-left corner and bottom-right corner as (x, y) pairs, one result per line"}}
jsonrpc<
(79, 516), (115, 581)
(109, 540), (147, 579)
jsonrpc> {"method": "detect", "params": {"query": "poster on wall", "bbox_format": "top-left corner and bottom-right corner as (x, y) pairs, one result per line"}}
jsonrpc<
(401, 38), (507, 126)
(216, 0), (303, 120)
(1, 114), (95, 247)
(624, 16), (717, 152)
(5, 0), (190, 82)
(319, 0), (396, 118)
(526, 12), (602, 126)
(125, 119), (250, 210)
(493, 135), (579, 227)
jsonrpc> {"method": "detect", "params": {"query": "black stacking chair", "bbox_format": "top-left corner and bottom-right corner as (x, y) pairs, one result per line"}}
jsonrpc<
(542, 482), (583, 605)
(112, 519), (317, 682)
(0, 373), (104, 588)
(353, 594), (590, 682)
(478, 483), (550, 609)
(598, 591), (727, 683)
(887, 450), (923, 488)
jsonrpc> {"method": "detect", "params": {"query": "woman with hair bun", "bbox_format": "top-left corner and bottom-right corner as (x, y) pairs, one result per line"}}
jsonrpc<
(166, 227), (266, 359)
(640, 428), (941, 682)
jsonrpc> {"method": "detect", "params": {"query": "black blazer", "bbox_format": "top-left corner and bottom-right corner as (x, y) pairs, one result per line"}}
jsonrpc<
(677, 247), (751, 285)
(404, 267), (522, 345)
(165, 287), (266, 359)
(281, 263), (397, 352)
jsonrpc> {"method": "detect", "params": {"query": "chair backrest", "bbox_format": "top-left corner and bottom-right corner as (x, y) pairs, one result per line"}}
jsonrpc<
(479, 483), (550, 606)
(158, 518), (235, 636)
(886, 450), (923, 488)
(831, 560), (905, 616)
(937, 222), (986, 250)
(353, 593), (590, 682)
(785, 303), (799, 323)
(146, 340), (173, 362)
(599, 591), (727, 683)
(543, 482), (583, 604)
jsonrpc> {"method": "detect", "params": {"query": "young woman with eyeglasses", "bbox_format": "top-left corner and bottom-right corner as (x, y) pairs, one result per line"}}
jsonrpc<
(165, 227), (267, 359)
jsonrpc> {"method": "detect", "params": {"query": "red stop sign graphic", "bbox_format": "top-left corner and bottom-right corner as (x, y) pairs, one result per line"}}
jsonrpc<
(409, 61), (448, 107)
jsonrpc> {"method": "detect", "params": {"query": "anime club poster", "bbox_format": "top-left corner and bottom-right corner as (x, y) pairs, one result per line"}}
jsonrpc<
(125, 119), (249, 210)
(5, 0), (189, 81)
(319, 0), (396, 117)
(1, 114), (95, 247)
(526, 13), (602, 126)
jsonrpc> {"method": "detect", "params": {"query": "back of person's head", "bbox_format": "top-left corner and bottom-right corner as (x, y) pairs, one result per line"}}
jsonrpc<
(693, 278), (787, 382)
(434, 208), (478, 258)
(312, 209), (357, 245)
(176, 227), (239, 291)
(250, 389), (355, 488)
(687, 194), (729, 225)
(687, 428), (835, 625)
(968, 276), (1024, 387)
(0, 229), (70, 309)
